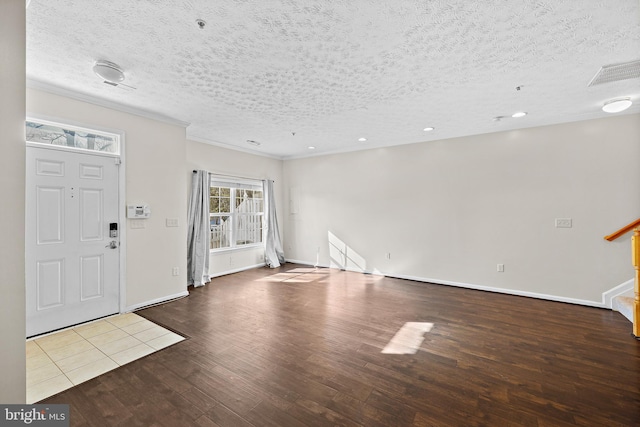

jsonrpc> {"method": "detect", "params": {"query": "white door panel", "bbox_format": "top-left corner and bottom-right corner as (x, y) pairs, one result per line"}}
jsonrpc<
(36, 186), (64, 244)
(79, 188), (104, 241)
(26, 146), (120, 337)
(36, 259), (64, 309)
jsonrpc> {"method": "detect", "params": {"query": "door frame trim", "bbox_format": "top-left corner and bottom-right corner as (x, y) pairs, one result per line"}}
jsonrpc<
(26, 113), (127, 315)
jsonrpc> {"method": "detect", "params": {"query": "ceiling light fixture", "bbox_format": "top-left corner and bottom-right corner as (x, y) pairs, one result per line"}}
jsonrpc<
(308, 146), (316, 150)
(602, 97), (632, 113)
(358, 137), (367, 142)
(93, 60), (125, 83)
(512, 112), (527, 118)
(423, 127), (434, 132)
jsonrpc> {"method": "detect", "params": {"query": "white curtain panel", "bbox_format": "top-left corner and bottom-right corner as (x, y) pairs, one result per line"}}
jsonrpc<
(187, 170), (211, 287)
(264, 179), (285, 268)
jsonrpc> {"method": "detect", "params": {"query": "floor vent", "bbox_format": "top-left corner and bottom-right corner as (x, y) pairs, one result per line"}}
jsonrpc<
(588, 59), (640, 86)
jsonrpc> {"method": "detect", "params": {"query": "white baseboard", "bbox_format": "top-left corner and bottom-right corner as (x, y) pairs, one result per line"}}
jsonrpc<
(389, 272), (606, 308)
(603, 279), (635, 309)
(125, 290), (190, 312)
(209, 262), (266, 278)
(285, 258), (319, 267)
(125, 264), (268, 312)
(284, 258), (607, 308)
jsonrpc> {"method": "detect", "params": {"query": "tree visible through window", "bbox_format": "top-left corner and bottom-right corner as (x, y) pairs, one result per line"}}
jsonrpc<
(209, 178), (263, 250)
(25, 119), (120, 154)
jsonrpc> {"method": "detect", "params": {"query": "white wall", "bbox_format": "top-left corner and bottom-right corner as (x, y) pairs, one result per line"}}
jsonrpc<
(186, 140), (284, 276)
(27, 89), (188, 309)
(283, 114), (640, 304)
(0, 0), (26, 403)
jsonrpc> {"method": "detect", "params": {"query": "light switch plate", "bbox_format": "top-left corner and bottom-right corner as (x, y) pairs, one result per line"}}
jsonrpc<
(555, 218), (572, 228)
(130, 219), (146, 229)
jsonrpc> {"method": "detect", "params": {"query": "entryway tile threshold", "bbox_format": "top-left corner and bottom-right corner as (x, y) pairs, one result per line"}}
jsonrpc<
(26, 313), (185, 403)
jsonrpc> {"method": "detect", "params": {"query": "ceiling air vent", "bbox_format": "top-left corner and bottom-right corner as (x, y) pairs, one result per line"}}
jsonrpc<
(588, 59), (640, 87)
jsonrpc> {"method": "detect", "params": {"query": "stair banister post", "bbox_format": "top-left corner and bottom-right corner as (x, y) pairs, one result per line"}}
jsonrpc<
(633, 227), (640, 338)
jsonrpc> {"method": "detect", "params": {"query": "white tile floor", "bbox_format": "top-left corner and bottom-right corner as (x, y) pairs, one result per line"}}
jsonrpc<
(26, 313), (184, 404)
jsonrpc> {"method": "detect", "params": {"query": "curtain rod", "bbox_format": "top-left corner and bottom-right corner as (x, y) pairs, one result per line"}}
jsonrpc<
(192, 170), (273, 182)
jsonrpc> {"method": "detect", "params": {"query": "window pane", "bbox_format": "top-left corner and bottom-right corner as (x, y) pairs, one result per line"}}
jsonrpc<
(220, 197), (230, 213)
(210, 215), (230, 249)
(236, 214), (263, 245)
(210, 197), (219, 213)
(208, 177), (264, 251)
(240, 195), (259, 214)
(26, 120), (119, 154)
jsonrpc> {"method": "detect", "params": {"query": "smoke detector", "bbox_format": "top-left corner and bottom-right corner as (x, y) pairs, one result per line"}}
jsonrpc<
(93, 60), (125, 84)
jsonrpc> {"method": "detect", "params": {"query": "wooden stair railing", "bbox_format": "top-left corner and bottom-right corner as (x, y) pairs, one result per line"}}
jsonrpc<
(604, 218), (640, 339)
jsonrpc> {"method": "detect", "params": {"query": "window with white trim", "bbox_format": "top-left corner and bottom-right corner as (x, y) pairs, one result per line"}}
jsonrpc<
(209, 177), (264, 250)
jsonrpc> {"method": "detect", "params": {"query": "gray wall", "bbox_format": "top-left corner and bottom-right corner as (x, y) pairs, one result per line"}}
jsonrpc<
(284, 114), (640, 304)
(186, 139), (284, 276)
(27, 89), (189, 310)
(0, 0), (26, 403)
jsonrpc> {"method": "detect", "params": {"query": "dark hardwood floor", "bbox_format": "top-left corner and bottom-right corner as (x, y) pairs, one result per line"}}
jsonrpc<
(42, 264), (640, 426)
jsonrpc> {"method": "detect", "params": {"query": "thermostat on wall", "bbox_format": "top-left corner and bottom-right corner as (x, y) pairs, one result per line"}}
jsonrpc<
(127, 204), (151, 218)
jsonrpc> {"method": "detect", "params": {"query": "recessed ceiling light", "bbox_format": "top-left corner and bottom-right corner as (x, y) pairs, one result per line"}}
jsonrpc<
(512, 112), (527, 118)
(308, 146), (315, 150)
(423, 127), (434, 132)
(358, 137), (367, 142)
(602, 97), (632, 113)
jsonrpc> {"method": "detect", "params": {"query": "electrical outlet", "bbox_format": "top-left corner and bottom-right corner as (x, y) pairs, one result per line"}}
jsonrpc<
(385, 253), (391, 260)
(497, 264), (504, 272)
(555, 218), (572, 228)
(172, 267), (179, 276)
(166, 218), (179, 227)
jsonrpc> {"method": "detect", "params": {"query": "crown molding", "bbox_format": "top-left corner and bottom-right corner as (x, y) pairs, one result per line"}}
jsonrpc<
(187, 134), (285, 160)
(27, 78), (191, 128)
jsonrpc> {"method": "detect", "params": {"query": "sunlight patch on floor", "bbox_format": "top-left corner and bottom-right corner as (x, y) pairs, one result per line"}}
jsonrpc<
(381, 322), (434, 355)
(256, 272), (303, 282)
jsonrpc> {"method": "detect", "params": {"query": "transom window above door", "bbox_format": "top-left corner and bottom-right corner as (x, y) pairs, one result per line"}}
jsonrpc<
(26, 118), (120, 155)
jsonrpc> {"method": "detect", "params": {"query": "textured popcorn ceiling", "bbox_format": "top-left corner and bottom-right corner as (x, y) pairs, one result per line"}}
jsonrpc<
(26, 0), (640, 158)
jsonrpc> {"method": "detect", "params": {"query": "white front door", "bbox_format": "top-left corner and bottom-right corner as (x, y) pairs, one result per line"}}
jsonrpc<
(26, 146), (120, 337)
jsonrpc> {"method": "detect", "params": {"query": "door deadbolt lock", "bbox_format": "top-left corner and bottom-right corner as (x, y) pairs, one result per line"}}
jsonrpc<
(110, 222), (118, 238)
(105, 240), (118, 249)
